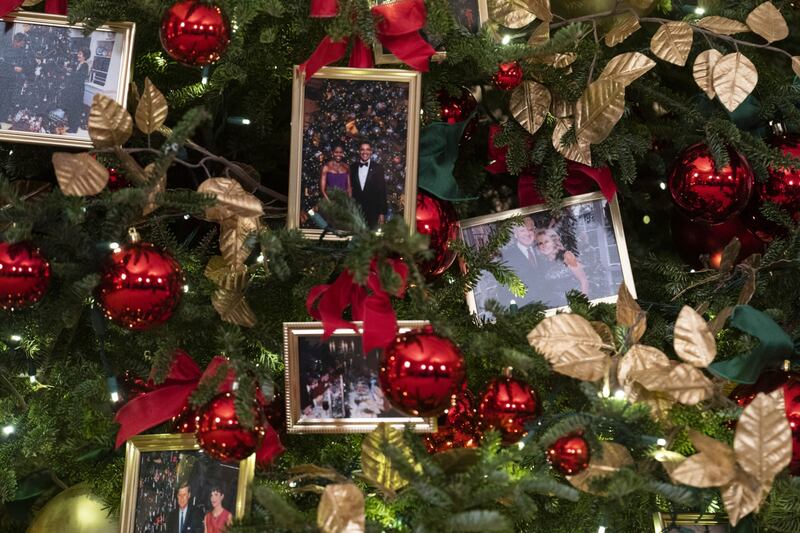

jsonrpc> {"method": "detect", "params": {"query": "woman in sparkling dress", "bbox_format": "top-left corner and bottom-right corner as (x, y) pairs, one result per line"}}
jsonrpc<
(319, 145), (352, 200)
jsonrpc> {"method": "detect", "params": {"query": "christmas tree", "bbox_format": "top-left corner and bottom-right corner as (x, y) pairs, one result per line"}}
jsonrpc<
(3, 0), (800, 531)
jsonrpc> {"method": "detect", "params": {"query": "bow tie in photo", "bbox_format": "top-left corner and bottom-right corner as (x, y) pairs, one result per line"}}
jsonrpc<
(359, 162), (369, 167)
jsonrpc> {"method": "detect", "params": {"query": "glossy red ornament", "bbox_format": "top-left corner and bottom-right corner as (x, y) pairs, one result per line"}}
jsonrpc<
(379, 326), (467, 417)
(763, 133), (800, 217)
(493, 61), (523, 91)
(424, 390), (480, 453)
(670, 212), (763, 270)
(416, 193), (460, 279)
(96, 241), (183, 330)
(669, 143), (753, 224)
(547, 433), (591, 475)
(0, 241), (51, 310)
(107, 166), (130, 191)
(173, 403), (199, 433)
(437, 88), (478, 140)
(196, 392), (265, 463)
(478, 376), (538, 444)
(160, 0), (231, 67)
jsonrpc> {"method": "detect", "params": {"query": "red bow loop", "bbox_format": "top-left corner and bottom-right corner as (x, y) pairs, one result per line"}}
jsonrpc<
(310, 0), (339, 17)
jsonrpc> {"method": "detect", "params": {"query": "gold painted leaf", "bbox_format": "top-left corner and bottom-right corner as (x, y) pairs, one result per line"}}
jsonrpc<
(719, 237), (742, 273)
(527, 314), (609, 381)
(696, 16), (750, 35)
(528, 21), (549, 46)
(212, 287), (257, 327)
(721, 469), (764, 526)
(574, 78), (626, 145)
(617, 344), (670, 391)
(546, 53), (577, 68)
(693, 49), (723, 99)
(616, 282), (646, 343)
(792, 57), (800, 78)
(552, 118), (591, 166)
(489, 0), (536, 28)
(88, 94), (133, 148)
(712, 52), (758, 114)
(526, 0), (552, 22)
(204, 256), (249, 291)
(630, 362), (714, 405)
(198, 177), (264, 221)
(708, 306), (734, 335)
(550, 97), (573, 118)
(568, 442), (633, 493)
(135, 78), (168, 134)
(650, 21), (693, 66)
(220, 216), (260, 267)
(22, 0), (43, 5)
(510, 81), (552, 135)
(674, 305), (716, 368)
(598, 52), (655, 87)
(746, 1), (789, 43)
(654, 449), (686, 476)
(605, 13), (640, 47)
(669, 452), (737, 487)
(737, 270), (757, 305)
(734, 389), (792, 488)
(361, 424), (414, 496)
(52, 153), (109, 196)
(590, 321), (615, 348)
(317, 483), (366, 533)
(142, 163), (166, 216)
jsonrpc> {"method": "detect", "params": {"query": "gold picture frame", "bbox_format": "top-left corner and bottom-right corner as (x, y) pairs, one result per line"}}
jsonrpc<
(120, 433), (255, 533)
(459, 191), (636, 319)
(372, 0), (490, 64)
(283, 321), (437, 433)
(0, 11), (135, 148)
(653, 512), (730, 532)
(288, 66), (421, 240)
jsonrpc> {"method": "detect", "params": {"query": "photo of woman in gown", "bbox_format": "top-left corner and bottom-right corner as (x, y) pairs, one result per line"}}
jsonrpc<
(319, 145), (352, 200)
(534, 227), (589, 298)
(203, 485), (233, 533)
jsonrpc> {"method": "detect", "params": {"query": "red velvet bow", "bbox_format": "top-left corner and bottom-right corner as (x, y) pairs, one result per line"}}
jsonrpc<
(114, 350), (283, 467)
(306, 258), (408, 353)
(0, 0), (66, 17)
(300, 0), (435, 79)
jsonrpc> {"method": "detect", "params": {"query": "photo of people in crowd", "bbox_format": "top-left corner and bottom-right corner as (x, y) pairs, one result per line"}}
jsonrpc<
(0, 17), (129, 143)
(290, 68), (421, 236)
(461, 194), (633, 320)
(133, 450), (240, 533)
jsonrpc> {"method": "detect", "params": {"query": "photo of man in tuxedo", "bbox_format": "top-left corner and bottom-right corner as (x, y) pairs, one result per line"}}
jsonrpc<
(499, 217), (542, 308)
(166, 481), (204, 533)
(350, 141), (387, 229)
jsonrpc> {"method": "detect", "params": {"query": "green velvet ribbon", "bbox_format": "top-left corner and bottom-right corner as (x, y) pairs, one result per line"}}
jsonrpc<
(708, 305), (796, 384)
(417, 118), (477, 201)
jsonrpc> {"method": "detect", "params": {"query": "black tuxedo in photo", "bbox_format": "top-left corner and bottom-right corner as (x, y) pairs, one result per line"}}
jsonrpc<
(498, 243), (542, 308)
(350, 160), (387, 228)
(166, 505), (204, 533)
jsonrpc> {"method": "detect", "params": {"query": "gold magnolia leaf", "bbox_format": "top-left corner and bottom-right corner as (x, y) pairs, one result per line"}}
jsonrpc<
(692, 49), (723, 99)
(135, 78), (169, 135)
(527, 314), (609, 381)
(220, 216), (260, 267)
(719, 237), (742, 273)
(317, 483), (366, 533)
(792, 57), (800, 78)
(552, 118), (591, 166)
(142, 163), (166, 216)
(746, 1), (789, 43)
(22, 0), (43, 5)
(361, 424), (415, 496)
(528, 21), (549, 45)
(52, 153), (109, 196)
(204, 256), (249, 291)
(212, 287), (257, 327)
(674, 305), (716, 368)
(712, 52), (758, 114)
(708, 306), (734, 335)
(630, 362), (714, 405)
(590, 321), (615, 348)
(653, 449), (686, 476)
(574, 78), (626, 145)
(616, 282), (646, 343)
(605, 13), (640, 47)
(734, 389), (792, 488)
(526, 0), (552, 22)
(88, 94), (133, 148)
(617, 344), (670, 391)
(650, 21), (693, 66)
(669, 452), (737, 487)
(721, 469), (764, 527)
(550, 97), (573, 118)
(510, 81), (552, 135)
(737, 270), (757, 305)
(546, 52), (577, 68)
(567, 442), (633, 494)
(598, 52), (655, 87)
(696, 16), (750, 35)
(198, 177), (264, 221)
(489, 0), (536, 28)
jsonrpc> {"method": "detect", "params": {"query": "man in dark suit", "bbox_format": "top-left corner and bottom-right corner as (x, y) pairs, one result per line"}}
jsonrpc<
(350, 141), (387, 229)
(498, 217), (542, 308)
(166, 481), (204, 533)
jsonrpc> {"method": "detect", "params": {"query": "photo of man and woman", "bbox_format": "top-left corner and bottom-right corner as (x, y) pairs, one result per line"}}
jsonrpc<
(0, 19), (127, 140)
(461, 194), (632, 320)
(133, 450), (240, 533)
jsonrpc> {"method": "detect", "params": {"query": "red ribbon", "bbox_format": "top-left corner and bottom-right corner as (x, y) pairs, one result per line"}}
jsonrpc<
(114, 350), (283, 467)
(0, 0), (67, 17)
(306, 258), (408, 353)
(299, 0), (435, 79)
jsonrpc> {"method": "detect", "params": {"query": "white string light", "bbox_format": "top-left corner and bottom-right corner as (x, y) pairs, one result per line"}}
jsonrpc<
(9, 334), (21, 342)
(2, 425), (14, 436)
(501, 34), (512, 45)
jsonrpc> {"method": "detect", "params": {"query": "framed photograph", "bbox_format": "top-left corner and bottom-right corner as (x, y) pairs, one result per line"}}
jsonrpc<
(0, 12), (135, 148)
(283, 321), (437, 433)
(373, 0), (489, 64)
(653, 512), (729, 532)
(288, 66), (421, 239)
(120, 434), (254, 533)
(460, 192), (636, 320)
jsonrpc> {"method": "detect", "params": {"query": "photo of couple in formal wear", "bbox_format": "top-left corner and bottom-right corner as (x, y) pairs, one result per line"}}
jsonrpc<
(133, 450), (240, 533)
(461, 194), (633, 320)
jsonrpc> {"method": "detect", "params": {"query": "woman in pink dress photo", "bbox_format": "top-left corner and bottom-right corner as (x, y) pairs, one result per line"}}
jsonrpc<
(203, 485), (233, 533)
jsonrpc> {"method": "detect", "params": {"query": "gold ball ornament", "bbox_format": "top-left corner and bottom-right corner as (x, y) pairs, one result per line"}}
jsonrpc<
(27, 484), (118, 533)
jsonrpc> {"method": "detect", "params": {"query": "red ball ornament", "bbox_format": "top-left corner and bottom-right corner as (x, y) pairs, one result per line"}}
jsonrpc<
(437, 88), (478, 141)
(173, 403), (199, 433)
(669, 143), (753, 223)
(196, 392), (265, 463)
(96, 239), (183, 330)
(160, 0), (231, 67)
(424, 390), (480, 453)
(547, 433), (591, 475)
(416, 193), (460, 279)
(670, 213), (763, 269)
(379, 326), (467, 417)
(0, 241), (51, 310)
(107, 166), (130, 191)
(478, 374), (538, 444)
(493, 61), (523, 91)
